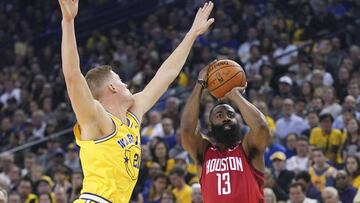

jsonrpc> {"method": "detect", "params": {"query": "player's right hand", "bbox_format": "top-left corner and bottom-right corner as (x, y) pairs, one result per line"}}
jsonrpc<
(59, 0), (79, 22)
(198, 59), (217, 81)
(189, 1), (215, 36)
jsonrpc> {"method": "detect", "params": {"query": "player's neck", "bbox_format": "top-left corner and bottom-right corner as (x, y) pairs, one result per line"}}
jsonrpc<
(102, 101), (130, 124)
(216, 143), (232, 151)
(99, 96), (131, 124)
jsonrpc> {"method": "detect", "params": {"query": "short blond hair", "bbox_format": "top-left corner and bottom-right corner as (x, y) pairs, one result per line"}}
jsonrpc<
(85, 65), (113, 99)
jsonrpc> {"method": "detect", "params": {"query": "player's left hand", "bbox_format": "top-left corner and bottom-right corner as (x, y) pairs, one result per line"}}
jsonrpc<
(189, 1), (215, 36)
(219, 83), (247, 102)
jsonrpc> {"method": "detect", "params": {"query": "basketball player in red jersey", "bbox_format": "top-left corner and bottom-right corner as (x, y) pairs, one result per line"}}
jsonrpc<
(180, 63), (270, 203)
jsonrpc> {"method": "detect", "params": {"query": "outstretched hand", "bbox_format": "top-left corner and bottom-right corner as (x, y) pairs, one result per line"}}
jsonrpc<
(59, 0), (79, 22)
(219, 83), (247, 102)
(189, 1), (215, 36)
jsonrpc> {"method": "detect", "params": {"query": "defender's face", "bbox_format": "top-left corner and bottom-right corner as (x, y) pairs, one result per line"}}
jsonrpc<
(110, 71), (134, 105)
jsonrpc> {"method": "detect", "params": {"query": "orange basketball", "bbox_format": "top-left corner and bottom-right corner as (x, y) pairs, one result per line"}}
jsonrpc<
(206, 59), (246, 98)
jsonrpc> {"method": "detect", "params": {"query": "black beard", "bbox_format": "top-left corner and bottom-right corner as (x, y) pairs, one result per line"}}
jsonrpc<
(210, 123), (242, 146)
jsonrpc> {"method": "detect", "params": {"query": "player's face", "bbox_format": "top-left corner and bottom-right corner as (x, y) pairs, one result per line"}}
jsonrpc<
(110, 71), (134, 102)
(209, 104), (241, 146)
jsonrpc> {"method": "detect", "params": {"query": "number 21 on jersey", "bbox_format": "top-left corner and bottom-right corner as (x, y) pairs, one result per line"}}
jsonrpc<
(216, 172), (231, 195)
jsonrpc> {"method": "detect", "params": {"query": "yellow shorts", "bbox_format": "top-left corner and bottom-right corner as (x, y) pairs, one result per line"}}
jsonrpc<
(74, 193), (112, 203)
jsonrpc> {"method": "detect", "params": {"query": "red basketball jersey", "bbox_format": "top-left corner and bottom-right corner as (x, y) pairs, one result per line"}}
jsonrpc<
(200, 143), (264, 203)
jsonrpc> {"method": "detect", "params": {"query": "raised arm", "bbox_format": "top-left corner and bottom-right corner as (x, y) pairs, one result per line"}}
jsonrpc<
(180, 65), (213, 163)
(131, 2), (215, 119)
(223, 87), (270, 172)
(59, 0), (111, 138)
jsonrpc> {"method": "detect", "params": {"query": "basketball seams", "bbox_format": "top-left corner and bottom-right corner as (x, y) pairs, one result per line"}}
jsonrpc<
(208, 71), (244, 92)
(207, 65), (242, 79)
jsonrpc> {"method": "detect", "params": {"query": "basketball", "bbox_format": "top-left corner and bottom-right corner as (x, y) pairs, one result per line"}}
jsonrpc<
(206, 59), (246, 98)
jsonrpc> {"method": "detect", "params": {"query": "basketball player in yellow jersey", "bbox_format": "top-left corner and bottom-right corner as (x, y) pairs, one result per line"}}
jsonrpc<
(58, 0), (214, 202)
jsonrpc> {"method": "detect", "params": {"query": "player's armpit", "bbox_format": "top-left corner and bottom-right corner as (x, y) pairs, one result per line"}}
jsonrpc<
(242, 128), (270, 172)
(180, 128), (210, 165)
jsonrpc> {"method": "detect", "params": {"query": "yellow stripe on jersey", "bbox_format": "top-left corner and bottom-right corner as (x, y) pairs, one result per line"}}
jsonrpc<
(73, 112), (141, 203)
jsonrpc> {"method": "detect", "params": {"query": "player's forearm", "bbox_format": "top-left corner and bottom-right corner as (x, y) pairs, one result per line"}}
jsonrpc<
(230, 92), (268, 132)
(61, 20), (81, 77)
(180, 84), (203, 135)
(157, 31), (197, 83)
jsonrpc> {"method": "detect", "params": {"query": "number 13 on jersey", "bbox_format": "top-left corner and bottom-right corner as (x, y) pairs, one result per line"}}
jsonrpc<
(216, 172), (231, 195)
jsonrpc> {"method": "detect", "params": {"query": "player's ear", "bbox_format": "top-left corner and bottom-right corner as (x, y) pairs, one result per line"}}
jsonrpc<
(108, 83), (117, 93)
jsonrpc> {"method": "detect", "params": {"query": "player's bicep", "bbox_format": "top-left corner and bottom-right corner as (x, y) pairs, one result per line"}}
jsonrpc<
(243, 129), (270, 156)
(132, 70), (174, 117)
(181, 130), (210, 163)
(65, 73), (102, 124)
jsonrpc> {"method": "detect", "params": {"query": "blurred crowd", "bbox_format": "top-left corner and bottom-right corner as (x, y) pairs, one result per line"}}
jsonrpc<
(0, 0), (360, 202)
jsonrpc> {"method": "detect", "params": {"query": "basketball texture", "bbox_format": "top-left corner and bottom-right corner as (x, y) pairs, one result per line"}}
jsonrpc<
(206, 59), (246, 98)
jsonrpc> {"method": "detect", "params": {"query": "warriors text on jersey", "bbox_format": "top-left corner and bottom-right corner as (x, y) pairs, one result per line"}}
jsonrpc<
(73, 112), (141, 203)
(200, 143), (264, 203)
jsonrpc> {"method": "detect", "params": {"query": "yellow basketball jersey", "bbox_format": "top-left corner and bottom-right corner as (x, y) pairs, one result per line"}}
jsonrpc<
(73, 111), (141, 203)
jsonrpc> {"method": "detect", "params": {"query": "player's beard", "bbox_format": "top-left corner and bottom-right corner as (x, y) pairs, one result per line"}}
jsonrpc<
(210, 123), (242, 146)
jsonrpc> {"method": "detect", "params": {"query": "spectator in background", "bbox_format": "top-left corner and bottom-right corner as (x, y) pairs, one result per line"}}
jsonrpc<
(17, 178), (38, 203)
(310, 113), (343, 164)
(0, 188), (7, 203)
(38, 193), (53, 203)
(342, 118), (360, 157)
(30, 110), (47, 140)
(142, 111), (164, 137)
(265, 131), (286, 168)
(335, 170), (357, 203)
(8, 192), (21, 203)
(295, 171), (322, 201)
(162, 97), (180, 128)
(347, 82), (360, 109)
(141, 172), (169, 203)
(191, 183), (202, 203)
(275, 98), (308, 143)
(271, 151), (295, 193)
(302, 111), (319, 137)
(159, 118), (177, 150)
(36, 176), (54, 195)
(299, 81), (314, 107)
(64, 143), (81, 172)
(148, 139), (175, 174)
(237, 27), (260, 63)
(254, 100), (276, 131)
(333, 105), (358, 131)
(284, 133), (297, 159)
(0, 79), (21, 106)
(69, 171), (83, 202)
(277, 76), (295, 99)
(321, 86), (342, 119)
(264, 187), (277, 203)
(273, 33), (298, 67)
(160, 189), (176, 203)
(309, 148), (336, 191)
(310, 97), (325, 115)
(54, 185), (67, 203)
(321, 187), (340, 203)
(264, 168), (288, 201)
(287, 182), (317, 203)
(286, 136), (310, 174)
(345, 155), (360, 189)
(169, 167), (191, 203)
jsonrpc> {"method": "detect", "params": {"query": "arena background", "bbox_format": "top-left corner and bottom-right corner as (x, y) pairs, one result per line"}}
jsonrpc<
(0, 0), (359, 202)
